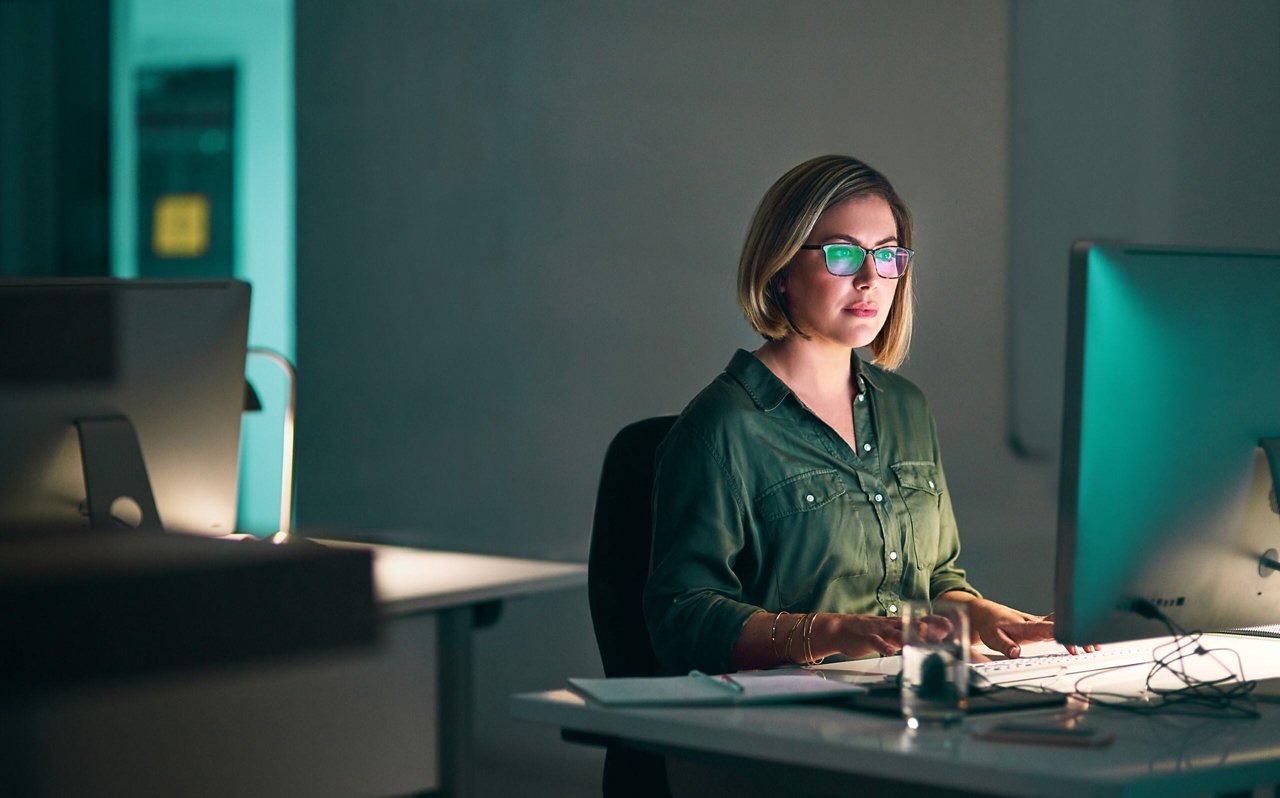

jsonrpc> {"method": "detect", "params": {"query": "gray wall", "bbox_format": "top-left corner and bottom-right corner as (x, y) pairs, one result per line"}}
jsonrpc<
(293, 1), (1280, 794)
(295, 0), (1014, 566)
(1010, 0), (1280, 457)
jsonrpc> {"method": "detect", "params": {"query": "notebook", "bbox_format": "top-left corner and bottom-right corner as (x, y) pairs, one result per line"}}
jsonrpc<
(568, 672), (867, 707)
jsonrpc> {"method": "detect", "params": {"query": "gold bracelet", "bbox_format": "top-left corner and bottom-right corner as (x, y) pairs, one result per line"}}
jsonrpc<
(769, 612), (788, 662)
(803, 612), (815, 664)
(783, 613), (806, 663)
(804, 612), (826, 665)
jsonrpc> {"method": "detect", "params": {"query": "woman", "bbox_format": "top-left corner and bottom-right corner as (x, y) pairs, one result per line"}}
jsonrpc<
(644, 155), (1064, 675)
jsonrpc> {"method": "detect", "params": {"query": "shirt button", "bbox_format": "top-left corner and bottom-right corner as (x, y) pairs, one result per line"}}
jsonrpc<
(889, 604), (898, 613)
(889, 551), (898, 561)
(874, 494), (884, 503)
(857, 394), (865, 402)
(929, 480), (936, 489)
(863, 443), (872, 452)
(805, 494), (815, 503)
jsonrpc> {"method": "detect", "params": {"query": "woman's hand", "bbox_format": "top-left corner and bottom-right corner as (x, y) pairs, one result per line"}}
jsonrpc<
(817, 613), (905, 659)
(1037, 613), (1100, 656)
(731, 602), (1099, 672)
(956, 598), (1100, 658)
(732, 611), (904, 670)
(964, 598), (1053, 658)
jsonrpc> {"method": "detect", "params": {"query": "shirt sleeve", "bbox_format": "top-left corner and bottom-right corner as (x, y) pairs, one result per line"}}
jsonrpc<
(926, 412), (982, 600)
(643, 421), (762, 675)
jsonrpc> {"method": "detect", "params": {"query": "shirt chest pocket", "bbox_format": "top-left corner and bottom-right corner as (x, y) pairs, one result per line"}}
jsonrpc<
(755, 468), (847, 521)
(890, 461), (943, 569)
(754, 470), (868, 609)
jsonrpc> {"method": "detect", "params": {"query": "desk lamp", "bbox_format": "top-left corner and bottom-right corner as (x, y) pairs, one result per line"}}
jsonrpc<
(244, 347), (297, 542)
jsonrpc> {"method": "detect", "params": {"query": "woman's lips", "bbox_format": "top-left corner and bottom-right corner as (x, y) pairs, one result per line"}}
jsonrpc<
(845, 305), (878, 318)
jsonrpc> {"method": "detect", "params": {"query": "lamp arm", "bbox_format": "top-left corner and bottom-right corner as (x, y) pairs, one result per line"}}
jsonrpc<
(247, 347), (297, 540)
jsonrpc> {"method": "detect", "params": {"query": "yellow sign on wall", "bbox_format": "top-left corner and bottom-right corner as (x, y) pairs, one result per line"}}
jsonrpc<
(152, 193), (210, 257)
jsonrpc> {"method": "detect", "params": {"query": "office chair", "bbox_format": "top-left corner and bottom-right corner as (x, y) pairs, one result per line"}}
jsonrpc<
(589, 414), (677, 798)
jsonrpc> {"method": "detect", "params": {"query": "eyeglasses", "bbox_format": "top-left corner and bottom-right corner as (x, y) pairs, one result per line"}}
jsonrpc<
(798, 244), (913, 278)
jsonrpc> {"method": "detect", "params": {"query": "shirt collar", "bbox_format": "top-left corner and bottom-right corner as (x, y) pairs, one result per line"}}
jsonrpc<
(725, 348), (881, 413)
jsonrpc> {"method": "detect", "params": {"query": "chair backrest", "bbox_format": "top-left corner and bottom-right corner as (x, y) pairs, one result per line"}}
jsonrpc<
(588, 415), (677, 678)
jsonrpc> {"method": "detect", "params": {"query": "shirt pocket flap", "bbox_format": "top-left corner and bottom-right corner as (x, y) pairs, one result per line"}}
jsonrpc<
(755, 469), (847, 522)
(890, 461), (941, 496)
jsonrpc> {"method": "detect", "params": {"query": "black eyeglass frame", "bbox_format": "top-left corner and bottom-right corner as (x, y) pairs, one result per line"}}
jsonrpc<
(798, 244), (914, 279)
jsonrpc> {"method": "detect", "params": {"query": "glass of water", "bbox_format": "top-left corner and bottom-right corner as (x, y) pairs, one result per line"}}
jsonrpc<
(900, 599), (970, 729)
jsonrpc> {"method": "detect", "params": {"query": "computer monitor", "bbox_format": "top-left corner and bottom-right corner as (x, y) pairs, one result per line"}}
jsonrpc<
(0, 279), (251, 536)
(1054, 242), (1280, 644)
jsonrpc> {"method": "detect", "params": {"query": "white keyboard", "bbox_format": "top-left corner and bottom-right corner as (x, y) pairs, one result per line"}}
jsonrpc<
(1223, 624), (1280, 639)
(970, 646), (1154, 685)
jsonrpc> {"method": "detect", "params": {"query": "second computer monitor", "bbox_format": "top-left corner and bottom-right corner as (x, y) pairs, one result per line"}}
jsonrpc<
(1055, 242), (1280, 644)
(0, 279), (251, 536)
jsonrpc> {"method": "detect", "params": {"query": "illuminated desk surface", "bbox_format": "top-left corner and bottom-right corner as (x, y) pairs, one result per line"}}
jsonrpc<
(317, 540), (587, 616)
(514, 635), (1280, 797)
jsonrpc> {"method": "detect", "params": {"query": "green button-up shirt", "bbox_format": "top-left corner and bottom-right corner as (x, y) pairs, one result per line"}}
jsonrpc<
(644, 349), (979, 674)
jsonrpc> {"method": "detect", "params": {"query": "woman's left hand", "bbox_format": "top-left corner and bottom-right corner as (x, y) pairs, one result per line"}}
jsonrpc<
(963, 599), (1100, 658)
(964, 598), (1052, 658)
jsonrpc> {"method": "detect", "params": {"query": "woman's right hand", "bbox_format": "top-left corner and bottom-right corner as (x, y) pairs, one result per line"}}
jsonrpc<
(819, 613), (905, 658)
(732, 611), (905, 670)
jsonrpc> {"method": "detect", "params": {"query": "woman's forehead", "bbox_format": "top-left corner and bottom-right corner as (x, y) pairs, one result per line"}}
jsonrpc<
(812, 195), (897, 239)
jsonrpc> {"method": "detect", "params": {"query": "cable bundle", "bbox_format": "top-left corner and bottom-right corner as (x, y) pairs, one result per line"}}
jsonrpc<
(1072, 600), (1260, 719)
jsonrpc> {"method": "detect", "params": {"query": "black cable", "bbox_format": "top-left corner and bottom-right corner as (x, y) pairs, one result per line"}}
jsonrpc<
(900, 606), (1264, 720)
(965, 601), (1262, 720)
(1071, 600), (1261, 719)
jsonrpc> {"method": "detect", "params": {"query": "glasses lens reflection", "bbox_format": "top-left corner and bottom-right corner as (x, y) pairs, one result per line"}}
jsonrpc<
(825, 245), (861, 275)
(821, 245), (911, 278)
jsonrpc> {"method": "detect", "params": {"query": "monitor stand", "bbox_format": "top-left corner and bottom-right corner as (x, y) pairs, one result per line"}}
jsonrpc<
(75, 416), (162, 531)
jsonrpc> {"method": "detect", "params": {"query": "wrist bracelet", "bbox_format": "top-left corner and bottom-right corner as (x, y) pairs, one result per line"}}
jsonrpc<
(783, 613), (806, 663)
(803, 612), (815, 664)
(769, 612), (788, 662)
(804, 612), (826, 665)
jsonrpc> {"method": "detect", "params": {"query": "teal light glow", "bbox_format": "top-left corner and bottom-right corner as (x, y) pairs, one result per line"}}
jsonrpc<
(111, 0), (295, 535)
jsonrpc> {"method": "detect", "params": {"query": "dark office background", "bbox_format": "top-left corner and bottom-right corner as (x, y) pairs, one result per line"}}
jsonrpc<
(4, 1), (1280, 795)
(0, 0), (111, 277)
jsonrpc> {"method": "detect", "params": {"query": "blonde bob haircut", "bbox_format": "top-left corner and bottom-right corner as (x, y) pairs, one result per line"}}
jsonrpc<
(737, 154), (915, 371)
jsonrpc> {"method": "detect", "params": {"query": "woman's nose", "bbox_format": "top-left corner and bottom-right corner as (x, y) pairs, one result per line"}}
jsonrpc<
(852, 253), (880, 287)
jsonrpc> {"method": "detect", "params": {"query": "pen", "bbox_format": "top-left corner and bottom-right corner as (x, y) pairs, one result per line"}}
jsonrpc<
(689, 669), (745, 694)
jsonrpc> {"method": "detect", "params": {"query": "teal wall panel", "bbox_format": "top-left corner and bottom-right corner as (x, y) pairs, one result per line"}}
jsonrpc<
(111, 0), (294, 534)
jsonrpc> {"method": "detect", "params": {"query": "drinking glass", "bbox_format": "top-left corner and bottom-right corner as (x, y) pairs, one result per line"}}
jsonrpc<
(900, 600), (969, 729)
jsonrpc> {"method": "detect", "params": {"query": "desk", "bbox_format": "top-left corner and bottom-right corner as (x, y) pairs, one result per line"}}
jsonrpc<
(7, 541), (584, 798)
(326, 541), (589, 798)
(513, 635), (1280, 797)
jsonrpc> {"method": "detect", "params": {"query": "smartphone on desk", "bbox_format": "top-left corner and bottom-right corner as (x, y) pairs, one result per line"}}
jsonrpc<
(972, 718), (1115, 748)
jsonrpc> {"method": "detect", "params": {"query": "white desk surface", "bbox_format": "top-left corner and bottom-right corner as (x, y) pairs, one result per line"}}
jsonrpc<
(513, 635), (1280, 797)
(317, 540), (586, 616)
